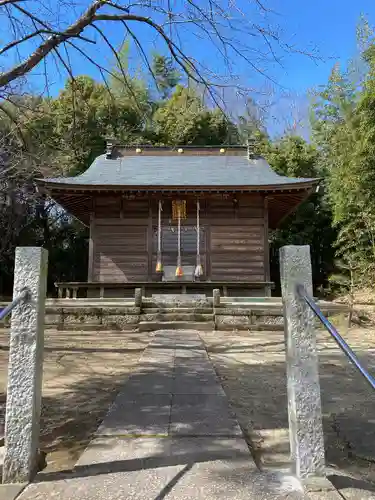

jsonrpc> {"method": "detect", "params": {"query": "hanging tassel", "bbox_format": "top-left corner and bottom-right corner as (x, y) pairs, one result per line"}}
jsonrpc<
(175, 258), (184, 277)
(194, 199), (203, 278)
(194, 257), (203, 278)
(175, 205), (183, 277)
(156, 200), (163, 273)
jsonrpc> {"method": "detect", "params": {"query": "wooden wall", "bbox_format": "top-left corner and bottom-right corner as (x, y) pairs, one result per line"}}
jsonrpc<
(91, 198), (149, 282)
(89, 194), (269, 283)
(208, 195), (265, 281)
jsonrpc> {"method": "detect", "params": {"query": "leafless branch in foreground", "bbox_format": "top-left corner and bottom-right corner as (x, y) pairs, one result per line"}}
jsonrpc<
(0, 0), (317, 108)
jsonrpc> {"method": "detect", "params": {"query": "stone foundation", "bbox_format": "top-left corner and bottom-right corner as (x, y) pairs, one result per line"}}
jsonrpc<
(44, 306), (140, 330)
(1, 297), (347, 332)
(214, 307), (285, 331)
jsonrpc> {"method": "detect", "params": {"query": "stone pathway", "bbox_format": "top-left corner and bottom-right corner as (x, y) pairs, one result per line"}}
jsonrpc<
(15, 331), (340, 500)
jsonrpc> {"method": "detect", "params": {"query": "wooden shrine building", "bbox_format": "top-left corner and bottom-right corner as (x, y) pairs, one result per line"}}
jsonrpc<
(38, 144), (318, 298)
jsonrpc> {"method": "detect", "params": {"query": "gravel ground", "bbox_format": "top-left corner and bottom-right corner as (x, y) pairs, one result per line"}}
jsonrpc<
(201, 324), (375, 485)
(0, 328), (151, 472)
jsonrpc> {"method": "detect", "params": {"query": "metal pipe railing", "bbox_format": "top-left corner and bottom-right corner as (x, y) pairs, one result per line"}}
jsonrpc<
(296, 284), (375, 391)
(0, 288), (29, 322)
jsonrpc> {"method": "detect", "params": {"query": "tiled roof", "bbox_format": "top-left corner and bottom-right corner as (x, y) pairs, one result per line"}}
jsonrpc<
(41, 153), (318, 189)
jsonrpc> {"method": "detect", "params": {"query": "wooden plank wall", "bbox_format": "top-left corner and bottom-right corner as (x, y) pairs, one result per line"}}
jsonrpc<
(92, 197), (149, 282)
(207, 195), (265, 281)
(89, 194), (266, 282)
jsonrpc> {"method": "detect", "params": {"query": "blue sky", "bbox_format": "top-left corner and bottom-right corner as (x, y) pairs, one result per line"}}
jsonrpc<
(8, 0), (375, 135)
(255, 0), (375, 134)
(272, 0), (374, 92)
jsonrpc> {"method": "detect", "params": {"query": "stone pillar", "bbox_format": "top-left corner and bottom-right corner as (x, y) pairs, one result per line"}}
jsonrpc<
(279, 245), (325, 479)
(3, 247), (48, 484)
(134, 288), (142, 308)
(213, 289), (220, 307)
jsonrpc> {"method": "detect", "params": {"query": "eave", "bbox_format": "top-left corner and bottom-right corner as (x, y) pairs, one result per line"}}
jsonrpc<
(37, 180), (318, 228)
(37, 179), (318, 193)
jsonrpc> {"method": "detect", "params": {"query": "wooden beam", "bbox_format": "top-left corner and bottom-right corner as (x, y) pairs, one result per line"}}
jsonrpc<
(88, 212), (95, 281)
(120, 195), (124, 218)
(263, 196), (271, 296)
(147, 200), (153, 281)
(206, 225), (212, 281)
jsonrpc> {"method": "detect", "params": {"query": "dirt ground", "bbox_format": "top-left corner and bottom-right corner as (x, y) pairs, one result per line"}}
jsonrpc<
(0, 328), (151, 472)
(201, 320), (375, 485)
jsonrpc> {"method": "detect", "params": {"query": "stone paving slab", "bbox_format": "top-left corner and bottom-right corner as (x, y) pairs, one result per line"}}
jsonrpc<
(124, 375), (174, 395)
(175, 349), (207, 358)
(108, 392), (172, 408)
(328, 473), (375, 499)
(0, 483), (27, 500)
(174, 373), (219, 384)
(172, 394), (230, 410)
(169, 417), (243, 436)
(96, 395), (172, 437)
(18, 437), (309, 500)
(172, 381), (226, 396)
(174, 360), (214, 370)
(140, 354), (174, 364)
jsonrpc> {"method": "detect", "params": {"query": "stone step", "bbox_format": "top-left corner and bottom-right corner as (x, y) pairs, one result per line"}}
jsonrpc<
(215, 323), (284, 332)
(144, 301), (211, 309)
(138, 321), (215, 332)
(44, 324), (135, 332)
(142, 307), (213, 314)
(140, 313), (213, 322)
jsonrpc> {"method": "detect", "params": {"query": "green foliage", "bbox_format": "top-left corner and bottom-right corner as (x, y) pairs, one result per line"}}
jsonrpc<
(152, 54), (181, 99)
(266, 135), (337, 293)
(310, 19), (375, 292)
(266, 135), (319, 177)
(153, 85), (235, 145)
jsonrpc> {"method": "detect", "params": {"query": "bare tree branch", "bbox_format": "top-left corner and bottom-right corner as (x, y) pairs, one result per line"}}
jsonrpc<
(0, 0), (23, 7)
(91, 23), (147, 109)
(0, 0), (317, 114)
(0, 0), (112, 87)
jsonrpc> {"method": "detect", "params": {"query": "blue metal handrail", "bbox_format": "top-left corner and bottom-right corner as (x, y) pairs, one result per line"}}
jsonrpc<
(0, 289), (29, 322)
(296, 284), (375, 391)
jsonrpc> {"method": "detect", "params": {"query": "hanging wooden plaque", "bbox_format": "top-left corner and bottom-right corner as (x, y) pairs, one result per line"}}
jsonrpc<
(172, 200), (187, 220)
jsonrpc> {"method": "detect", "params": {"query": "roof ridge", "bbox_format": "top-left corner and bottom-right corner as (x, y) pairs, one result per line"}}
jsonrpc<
(109, 144), (249, 159)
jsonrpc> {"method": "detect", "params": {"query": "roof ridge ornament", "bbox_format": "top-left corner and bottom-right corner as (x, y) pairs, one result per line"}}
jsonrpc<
(247, 138), (256, 160)
(106, 138), (115, 159)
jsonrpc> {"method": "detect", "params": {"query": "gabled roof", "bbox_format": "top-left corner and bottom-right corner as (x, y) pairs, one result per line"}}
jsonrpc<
(38, 145), (318, 191)
(37, 145), (319, 227)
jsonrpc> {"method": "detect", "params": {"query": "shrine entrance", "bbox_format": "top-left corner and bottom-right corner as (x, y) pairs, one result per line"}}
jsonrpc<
(153, 225), (206, 281)
(153, 199), (206, 282)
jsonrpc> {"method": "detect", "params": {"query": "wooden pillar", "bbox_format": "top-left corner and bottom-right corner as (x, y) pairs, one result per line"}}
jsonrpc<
(88, 210), (95, 282)
(147, 200), (153, 281)
(263, 196), (271, 296)
(205, 199), (212, 281)
(120, 195), (124, 219)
